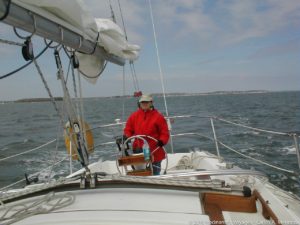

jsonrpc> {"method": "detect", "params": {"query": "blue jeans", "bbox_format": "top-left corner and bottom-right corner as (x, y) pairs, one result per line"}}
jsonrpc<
(152, 161), (162, 175)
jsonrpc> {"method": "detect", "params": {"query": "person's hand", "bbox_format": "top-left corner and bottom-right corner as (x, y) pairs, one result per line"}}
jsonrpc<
(116, 135), (127, 145)
(157, 139), (164, 147)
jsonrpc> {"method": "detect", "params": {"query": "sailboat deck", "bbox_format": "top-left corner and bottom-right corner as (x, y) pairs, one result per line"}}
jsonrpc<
(3, 184), (299, 225)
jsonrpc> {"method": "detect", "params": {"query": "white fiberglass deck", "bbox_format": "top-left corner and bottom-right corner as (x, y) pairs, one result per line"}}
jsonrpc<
(9, 188), (209, 225)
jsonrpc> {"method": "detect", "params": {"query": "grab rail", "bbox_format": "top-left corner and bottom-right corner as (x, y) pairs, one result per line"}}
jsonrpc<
(153, 169), (267, 179)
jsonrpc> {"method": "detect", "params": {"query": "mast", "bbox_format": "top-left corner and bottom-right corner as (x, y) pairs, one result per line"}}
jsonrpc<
(0, 0), (125, 65)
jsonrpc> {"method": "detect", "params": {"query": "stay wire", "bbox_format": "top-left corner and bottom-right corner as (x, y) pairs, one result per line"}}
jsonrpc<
(0, 41), (53, 80)
(117, 0), (143, 95)
(117, 0), (141, 94)
(64, 57), (72, 84)
(130, 61), (140, 90)
(117, 0), (128, 41)
(47, 107), (66, 183)
(129, 63), (138, 91)
(71, 62), (78, 99)
(77, 68), (91, 167)
(0, 38), (24, 46)
(46, 56), (72, 182)
(148, 0), (169, 116)
(148, 0), (174, 153)
(70, 60), (81, 122)
(55, 49), (88, 167)
(33, 58), (63, 122)
(122, 65), (126, 128)
(109, 0), (116, 23)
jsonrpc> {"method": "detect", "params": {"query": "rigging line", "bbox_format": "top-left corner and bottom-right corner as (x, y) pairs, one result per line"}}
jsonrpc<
(0, 0), (11, 21)
(71, 60), (81, 122)
(77, 69), (90, 170)
(44, 38), (61, 49)
(0, 177), (25, 191)
(129, 63), (138, 91)
(65, 56), (72, 84)
(72, 68), (82, 173)
(117, 0), (128, 40)
(130, 62), (140, 91)
(0, 139), (56, 162)
(0, 41), (52, 80)
(62, 44), (108, 79)
(148, 0), (174, 153)
(47, 114), (64, 183)
(78, 32), (100, 55)
(216, 117), (291, 136)
(55, 50), (78, 120)
(122, 65), (126, 126)
(71, 61), (78, 99)
(33, 58), (63, 124)
(117, 0), (141, 93)
(46, 99), (67, 183)
(55, 50), (88, 167)
(218, 140), (295, 174)
(70, 66), (80, 173)
(0, 156), (70, 191)
(109, 0), (116, 23)
(79, 61), (108, 79)
(0, 38), (24, 46)
(130, 62), (140, 90)
(77, 69), (87, 151)
(148, 0), (169, 117)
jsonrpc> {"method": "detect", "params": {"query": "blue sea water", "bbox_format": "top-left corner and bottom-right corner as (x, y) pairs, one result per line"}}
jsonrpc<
(0, 91), (299, 195)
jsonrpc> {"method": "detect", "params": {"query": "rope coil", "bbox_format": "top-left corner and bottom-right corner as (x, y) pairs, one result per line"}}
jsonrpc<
(0, 192), (75, 225)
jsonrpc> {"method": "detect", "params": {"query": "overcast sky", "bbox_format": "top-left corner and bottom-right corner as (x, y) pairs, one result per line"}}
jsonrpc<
(0, 0), (299, 101)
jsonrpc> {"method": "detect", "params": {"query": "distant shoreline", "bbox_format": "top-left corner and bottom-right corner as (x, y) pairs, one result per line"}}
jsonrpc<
(14, 97), (63, 103)
(1, 90), (299, 103)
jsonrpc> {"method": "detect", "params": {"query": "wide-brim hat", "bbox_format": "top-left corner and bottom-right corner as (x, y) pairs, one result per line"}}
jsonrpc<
(139, 94), (153, 102)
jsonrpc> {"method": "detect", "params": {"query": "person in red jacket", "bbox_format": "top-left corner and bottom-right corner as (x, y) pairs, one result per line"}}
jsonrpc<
(123, 94), (170, 175)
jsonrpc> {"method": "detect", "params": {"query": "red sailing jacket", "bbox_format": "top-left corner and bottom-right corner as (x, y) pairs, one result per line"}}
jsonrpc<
(124, 108), (170, 162)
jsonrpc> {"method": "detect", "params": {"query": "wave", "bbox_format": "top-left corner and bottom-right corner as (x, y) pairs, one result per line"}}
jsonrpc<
(0, 146), (9, 152)
(280, 146), (296, 155)
(219, 131), (264, 139)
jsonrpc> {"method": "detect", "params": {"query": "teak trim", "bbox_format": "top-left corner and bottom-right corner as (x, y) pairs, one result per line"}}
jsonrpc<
(203, 190), (281, 225)
(127, 169), (152, 176)
(118, 154), (149, 166)
(253, 190), (281, 225)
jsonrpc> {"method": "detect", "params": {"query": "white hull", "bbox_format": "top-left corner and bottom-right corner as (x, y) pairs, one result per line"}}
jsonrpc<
(1, 151), (300, 225)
